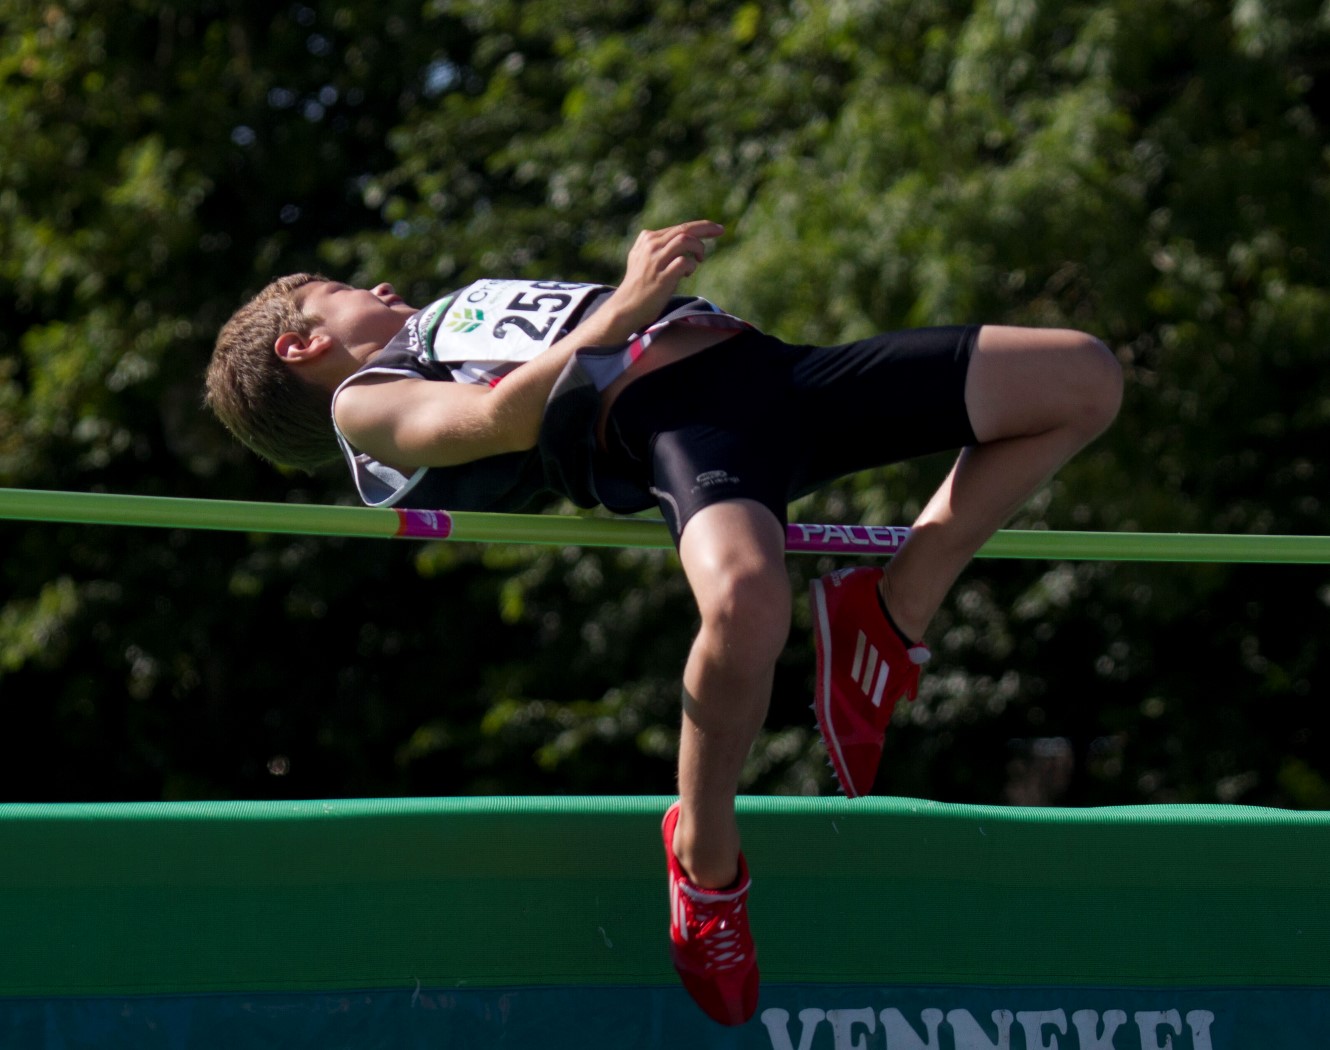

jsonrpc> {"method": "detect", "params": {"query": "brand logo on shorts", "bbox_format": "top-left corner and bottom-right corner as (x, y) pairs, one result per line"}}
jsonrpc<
(693, 470), (740, 493)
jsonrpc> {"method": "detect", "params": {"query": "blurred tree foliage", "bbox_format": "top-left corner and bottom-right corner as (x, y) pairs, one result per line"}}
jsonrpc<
(1, 0), (1327, 808)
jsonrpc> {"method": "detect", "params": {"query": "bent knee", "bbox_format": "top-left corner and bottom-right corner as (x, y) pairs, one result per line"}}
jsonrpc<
(1065, 332), (1123, 436)
(695, 562), (791, 666)
(969, 326), (1123, 443)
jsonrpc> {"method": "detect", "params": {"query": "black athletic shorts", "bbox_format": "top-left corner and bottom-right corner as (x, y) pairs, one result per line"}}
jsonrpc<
(601, 325), (980, 543)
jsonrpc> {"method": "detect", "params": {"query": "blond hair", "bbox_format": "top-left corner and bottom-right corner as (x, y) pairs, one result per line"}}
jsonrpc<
(205, 273), (339, 472)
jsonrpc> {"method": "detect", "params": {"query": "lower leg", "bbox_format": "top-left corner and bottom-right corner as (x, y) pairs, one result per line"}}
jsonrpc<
(671, 500), (790, 889)
(881, 326), (1122, 640)
(883, 434), (1079, 639)
(673, 653), (774, 888)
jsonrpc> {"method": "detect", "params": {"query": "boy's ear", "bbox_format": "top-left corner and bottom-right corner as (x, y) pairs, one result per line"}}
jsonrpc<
(274, 331), (332, 364)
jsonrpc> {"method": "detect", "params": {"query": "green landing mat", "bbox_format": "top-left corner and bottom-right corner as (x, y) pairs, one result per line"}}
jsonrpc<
(1, 796), (1327, 1047)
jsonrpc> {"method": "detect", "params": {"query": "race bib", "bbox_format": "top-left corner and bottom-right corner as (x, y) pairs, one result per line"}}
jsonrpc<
(420, 279), (607, 364)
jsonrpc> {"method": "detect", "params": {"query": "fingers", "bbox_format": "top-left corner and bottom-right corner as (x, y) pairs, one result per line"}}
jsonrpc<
(671, 219), (726, 240)
(610, 220), (725, 330)
(663, 246), (702, 280)
(666, 235), (706, 273)
(631, 220), (724, 275)
(634, 220), (724, 250)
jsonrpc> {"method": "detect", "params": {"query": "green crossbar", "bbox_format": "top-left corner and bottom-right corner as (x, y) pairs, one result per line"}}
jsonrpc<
(3, 488), (1330, 562)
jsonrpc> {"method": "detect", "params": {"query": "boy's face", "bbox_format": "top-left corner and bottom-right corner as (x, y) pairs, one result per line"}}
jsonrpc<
(298, 280), (417, 360)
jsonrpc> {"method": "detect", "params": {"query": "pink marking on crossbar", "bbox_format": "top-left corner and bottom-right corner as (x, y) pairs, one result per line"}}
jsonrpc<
(394, 508), (454, 539)
(784, 522), (911, 555)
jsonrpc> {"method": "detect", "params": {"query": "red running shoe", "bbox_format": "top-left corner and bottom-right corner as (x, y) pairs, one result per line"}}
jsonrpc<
(810, 566), (931, 797)
(662, 801), (759, 1026)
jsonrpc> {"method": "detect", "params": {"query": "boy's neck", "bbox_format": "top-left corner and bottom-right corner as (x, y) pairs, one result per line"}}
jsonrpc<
(303, 339), (386, 393)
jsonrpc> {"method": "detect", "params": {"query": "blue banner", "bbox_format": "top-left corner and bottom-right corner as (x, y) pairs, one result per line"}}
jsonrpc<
(4, 982), (1328, 1049)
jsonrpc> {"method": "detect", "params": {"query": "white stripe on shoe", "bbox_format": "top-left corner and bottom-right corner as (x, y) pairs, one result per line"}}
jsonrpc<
(870, 662), (889, 708)
(850, 630), (892, 708)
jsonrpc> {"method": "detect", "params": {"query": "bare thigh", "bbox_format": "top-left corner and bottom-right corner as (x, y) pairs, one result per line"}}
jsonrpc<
(965, 326), (1123, 444)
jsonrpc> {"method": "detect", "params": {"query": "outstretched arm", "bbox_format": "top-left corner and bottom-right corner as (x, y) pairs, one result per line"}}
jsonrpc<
(334, 220), (723, 468)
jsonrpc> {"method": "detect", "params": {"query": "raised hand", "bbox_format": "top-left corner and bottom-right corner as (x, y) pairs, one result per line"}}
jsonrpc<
(606, 220), (725, 333)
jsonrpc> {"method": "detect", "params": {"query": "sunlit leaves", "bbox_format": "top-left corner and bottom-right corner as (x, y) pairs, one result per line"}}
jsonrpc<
(2, 0), (1329, 807)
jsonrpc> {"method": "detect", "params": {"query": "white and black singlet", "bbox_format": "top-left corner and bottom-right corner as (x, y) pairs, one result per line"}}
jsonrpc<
(331, 279), (752, 514)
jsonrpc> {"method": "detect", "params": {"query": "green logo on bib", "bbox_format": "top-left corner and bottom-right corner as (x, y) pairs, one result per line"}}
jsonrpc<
(444, 308), (485, 334)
